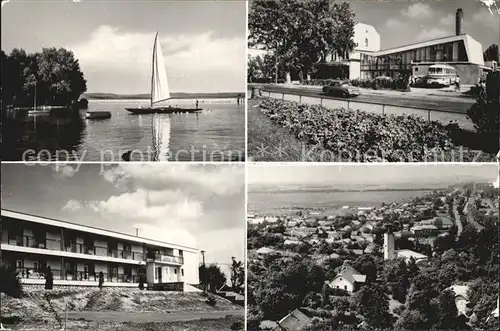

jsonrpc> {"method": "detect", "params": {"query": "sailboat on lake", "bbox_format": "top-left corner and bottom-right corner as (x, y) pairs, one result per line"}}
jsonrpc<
(125, 32), (202, 114)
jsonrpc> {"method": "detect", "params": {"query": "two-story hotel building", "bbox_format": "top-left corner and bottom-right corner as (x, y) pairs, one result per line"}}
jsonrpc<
(0, 209), (199, 290)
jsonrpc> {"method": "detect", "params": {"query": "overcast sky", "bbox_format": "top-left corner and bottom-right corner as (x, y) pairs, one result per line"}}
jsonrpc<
(350, 0), (499, 50)
(248, 164), (499, 187)
(1, 0), (246, 94)
(1, 163), (245, 269)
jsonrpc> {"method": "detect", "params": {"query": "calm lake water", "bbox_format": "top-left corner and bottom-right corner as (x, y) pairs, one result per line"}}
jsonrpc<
(248, 189), (436, 216)
(2, 99), (245, 161)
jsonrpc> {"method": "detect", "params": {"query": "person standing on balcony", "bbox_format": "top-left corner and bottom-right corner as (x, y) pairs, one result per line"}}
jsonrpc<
(98, 271), (104, 290)
(45, 266), (53, 290)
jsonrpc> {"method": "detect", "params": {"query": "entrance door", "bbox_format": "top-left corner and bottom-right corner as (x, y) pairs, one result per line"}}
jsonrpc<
(157, 267), (162, 283)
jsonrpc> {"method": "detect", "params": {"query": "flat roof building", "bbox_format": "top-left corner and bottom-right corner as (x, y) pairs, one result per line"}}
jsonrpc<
(0, 209), (199, 290)
(354, 9), (491, 85)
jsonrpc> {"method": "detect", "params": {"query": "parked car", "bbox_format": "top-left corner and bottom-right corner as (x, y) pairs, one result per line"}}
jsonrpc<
(322, 80), (360, 98)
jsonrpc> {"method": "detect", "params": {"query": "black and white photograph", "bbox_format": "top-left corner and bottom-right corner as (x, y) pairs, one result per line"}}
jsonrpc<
(247, 163), (499, 331)
(1, 0), (246, 162)
(247, 0), (499, 162)
(0, 163), (245, 331)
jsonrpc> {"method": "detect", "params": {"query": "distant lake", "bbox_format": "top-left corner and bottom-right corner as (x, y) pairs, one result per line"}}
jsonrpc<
(2, 99), (245, 161)
(248, 189), (436, 216)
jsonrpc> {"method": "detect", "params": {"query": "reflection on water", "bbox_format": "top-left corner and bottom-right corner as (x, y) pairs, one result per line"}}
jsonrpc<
(2, 108), (85, 161)
(153, 114), (171, 162)
(1, 100), (245, 161)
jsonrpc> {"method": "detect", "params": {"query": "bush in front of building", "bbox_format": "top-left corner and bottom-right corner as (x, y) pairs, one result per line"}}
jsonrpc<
(0, 265), (23, 298)
(466, 71), (500, 153)
(307, 75), (410, 91)
(206, 295), (217, 306)
(258, 98), (456, 162)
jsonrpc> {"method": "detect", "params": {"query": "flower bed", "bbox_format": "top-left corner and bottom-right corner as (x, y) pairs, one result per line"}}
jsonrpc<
(258, 98), (457, 162)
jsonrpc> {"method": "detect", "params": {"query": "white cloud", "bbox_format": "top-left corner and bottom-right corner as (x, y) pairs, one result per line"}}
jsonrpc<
(131, 223), (197, 250)
(65, 188), (202, 247)
(402, 3), (433, 19)
(416, 28), (449, 41)
(52, 164), (77, 179)
(92, 188), (203, 222)
(385, 17), (404, 29)
(439, 13), (454, 26)
(100, 164), (244, 197)
(62, 199), (83, 211)
(472, 7), (499, 28)
(69, 25), (245, 93)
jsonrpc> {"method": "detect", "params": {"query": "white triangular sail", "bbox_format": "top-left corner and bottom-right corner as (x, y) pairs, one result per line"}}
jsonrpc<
(151, 32), (170, 106)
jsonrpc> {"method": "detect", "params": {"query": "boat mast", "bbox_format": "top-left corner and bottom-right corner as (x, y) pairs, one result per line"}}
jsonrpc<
(151, 32), (158, 109)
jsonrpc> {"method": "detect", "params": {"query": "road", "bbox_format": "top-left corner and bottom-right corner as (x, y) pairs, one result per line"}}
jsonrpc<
(452, 199), (464, 239)
(66, 310), (244, 323)
(255, 85), (474, 113)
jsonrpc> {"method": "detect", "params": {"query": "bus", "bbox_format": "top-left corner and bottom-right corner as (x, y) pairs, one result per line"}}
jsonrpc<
(426, 64), (457, 86)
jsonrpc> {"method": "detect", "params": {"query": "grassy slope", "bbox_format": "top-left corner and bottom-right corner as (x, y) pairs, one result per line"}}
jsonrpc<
(0, 287), (241, 328)
(247, 98), (496, 162)
(7, 316), (244, 331)
(247, 100), (339, 162)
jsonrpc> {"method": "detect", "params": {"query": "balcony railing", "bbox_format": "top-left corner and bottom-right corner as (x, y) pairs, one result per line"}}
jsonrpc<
(5, 236), (145, 262)
(153, 254), (183, 264)
(15, 267), (140, 283)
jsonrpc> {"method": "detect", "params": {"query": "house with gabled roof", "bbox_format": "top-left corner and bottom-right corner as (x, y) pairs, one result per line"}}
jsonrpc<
(328, 265), (366, 293)
(271, 308), (312, 331)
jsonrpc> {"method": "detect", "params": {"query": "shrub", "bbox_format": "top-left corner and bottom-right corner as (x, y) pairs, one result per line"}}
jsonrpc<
(0, 316), (22, 325)
(0, 265), (23, 298)
(258, 98), (456, 162)
(330, 288), (349, 296)
(466, 71), (500, 153)
(78, 98), (89, 109)
(230, 321), (244, 330)
(206, 295), (217, 306)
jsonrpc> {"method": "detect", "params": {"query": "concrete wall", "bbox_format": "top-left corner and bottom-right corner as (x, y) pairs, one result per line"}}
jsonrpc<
(147, 263), (155, 285)
(349, 61), (361, 80)
(329, 277), (354, 292)
(353, 23), (381, 53)
(182, 250), (199, 285)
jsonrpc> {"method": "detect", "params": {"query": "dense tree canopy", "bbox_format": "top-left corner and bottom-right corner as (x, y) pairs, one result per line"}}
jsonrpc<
(248, 0), (356, 78)
(1, 47), (87, 107)
(483, 44), (499, 62)
(199, 264), (227, 293)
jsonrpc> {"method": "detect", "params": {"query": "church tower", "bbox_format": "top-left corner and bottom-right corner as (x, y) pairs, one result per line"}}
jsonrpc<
(383, 227), (395, 260)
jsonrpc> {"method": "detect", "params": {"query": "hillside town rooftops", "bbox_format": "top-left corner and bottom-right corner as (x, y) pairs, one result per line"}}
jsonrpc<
(256, 247), (276, 255)
(395, 249), (428, 263)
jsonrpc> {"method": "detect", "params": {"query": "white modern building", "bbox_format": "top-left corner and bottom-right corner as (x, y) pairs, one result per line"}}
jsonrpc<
(384, 228), (428, 264)
(0, 209), (199, 290)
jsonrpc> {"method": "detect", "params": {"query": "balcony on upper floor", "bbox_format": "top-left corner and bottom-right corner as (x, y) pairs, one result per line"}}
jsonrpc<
(148, 253), (183, 265)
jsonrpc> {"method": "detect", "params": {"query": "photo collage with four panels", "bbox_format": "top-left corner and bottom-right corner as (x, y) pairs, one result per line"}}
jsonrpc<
(1, 0), (499, 330)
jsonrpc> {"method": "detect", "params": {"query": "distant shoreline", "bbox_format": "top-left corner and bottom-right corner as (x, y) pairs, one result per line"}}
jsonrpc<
(249, 188), (443, 194)
(84, 92), (245, 100)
